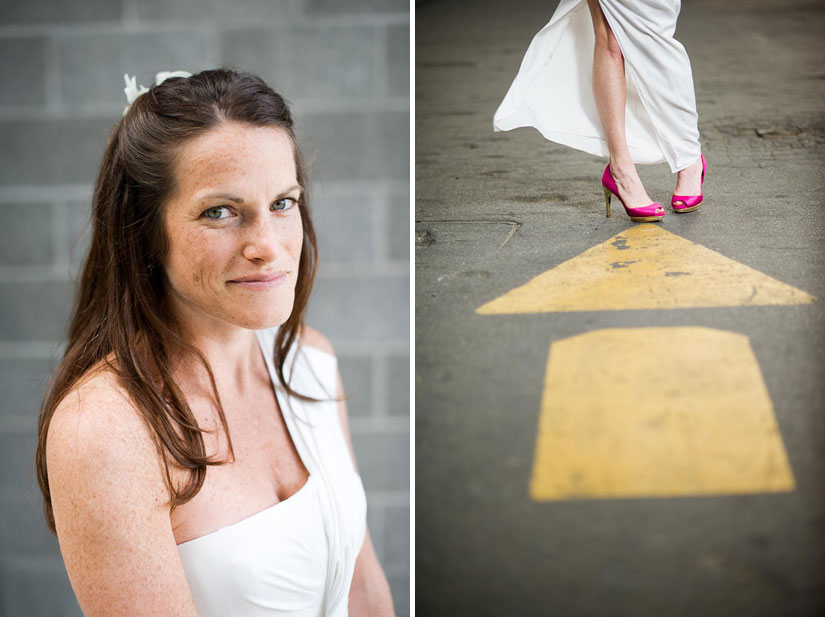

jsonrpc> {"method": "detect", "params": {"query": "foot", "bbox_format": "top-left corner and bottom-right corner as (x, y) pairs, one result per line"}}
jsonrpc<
(608, 158), (658, 211)
(672, 155), (703, 207)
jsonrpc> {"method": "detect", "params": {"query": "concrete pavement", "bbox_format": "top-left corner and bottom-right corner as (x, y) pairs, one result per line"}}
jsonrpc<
(415, 0), (825, 615)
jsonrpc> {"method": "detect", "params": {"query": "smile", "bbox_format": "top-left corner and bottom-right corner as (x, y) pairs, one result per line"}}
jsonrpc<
(227, 272), (287, 289)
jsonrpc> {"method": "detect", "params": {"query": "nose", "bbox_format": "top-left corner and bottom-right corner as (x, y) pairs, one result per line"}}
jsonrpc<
(240, 213), (281, 263)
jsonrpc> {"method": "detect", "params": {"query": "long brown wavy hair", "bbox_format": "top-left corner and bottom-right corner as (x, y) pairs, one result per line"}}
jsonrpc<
(34, 67), (321, 535)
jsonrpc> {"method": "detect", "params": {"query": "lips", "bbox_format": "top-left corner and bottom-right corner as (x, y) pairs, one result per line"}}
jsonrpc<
(227, 272), (288, 288)
(229, 272), (286, 283)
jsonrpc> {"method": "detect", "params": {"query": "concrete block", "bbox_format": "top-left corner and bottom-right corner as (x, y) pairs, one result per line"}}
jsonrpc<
(366, 501), (383, 561)
(0, 118), (113, 186)
(0, 281), (75, 341)
(0, 0), (120, 25)
(0, 556), (83, 617)
(0, 37), (46, 107)
(307, 273), (409, 341)
(384, 504), (409, 570)
(386, 24), (409, 98)
(57, 31), (212, 107)
(0, 494), (61, 555)
(297, 111), (409, 181)
(305, 0), (408, 14)
(387, 354), (409, 417)
(351, 428), (409, 491)
(0, 203), (53, 265)
(64, 201), (93, 268)
(314, 193), (378, 264)
(137, 0), (303, 20)
(222, 25), (378, 99)
(338, 354), (373, 417)
(387, 571), (410, 617)
(387, 192), (410, 262)
(0, 430), (38, 493)
(0, 357), (54, 419)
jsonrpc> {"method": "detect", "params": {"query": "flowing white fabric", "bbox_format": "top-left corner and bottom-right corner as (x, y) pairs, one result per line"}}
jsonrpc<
(176, 327), (367, 617)
(493, 0), (701, 173)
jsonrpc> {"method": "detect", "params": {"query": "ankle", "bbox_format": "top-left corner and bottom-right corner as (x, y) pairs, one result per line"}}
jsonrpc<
(609, 155), (636, 174)
(609, 158), (637, 179)
(677, 156), (701, 175)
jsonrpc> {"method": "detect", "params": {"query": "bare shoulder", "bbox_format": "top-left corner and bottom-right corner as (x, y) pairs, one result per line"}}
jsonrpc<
(301, 323), (336, 356)
(46, 365), (170, 540)
(46, 366), (198, 616)
(48, 366), (162, 479)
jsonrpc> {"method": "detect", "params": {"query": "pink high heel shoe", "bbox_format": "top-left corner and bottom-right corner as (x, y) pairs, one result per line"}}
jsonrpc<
(601, 164), (665, 223)
(671, 153), (707, 213)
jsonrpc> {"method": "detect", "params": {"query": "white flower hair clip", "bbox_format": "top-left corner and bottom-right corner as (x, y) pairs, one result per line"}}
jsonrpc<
(122, 70), (193, 116)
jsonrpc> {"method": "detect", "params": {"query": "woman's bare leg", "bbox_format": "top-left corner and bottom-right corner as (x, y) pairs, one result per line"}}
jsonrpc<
(586, 0), (654, 209)
(673, 156), (704, 206)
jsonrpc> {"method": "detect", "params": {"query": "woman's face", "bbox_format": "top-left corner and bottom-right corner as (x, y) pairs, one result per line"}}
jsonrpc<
(162, 121), (303, 333)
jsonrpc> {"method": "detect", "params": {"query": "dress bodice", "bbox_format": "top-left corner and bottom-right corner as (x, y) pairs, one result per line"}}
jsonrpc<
(176, 327), (368, 616)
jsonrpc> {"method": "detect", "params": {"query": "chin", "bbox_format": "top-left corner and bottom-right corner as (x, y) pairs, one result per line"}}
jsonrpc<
(222, 313), (290, 331)
(226, 301), (295, 331)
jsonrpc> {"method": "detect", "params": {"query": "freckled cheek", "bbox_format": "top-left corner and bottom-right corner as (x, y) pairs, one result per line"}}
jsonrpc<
(170, 231), (232, 293)
(201, 251), (233, 289)
(287, 217), (304, 261)
(289, 236), (303, 260)
(170, 254), (206, 290)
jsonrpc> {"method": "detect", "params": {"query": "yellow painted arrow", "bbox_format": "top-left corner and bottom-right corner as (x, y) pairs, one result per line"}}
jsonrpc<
(530, 327), (796, 501)
(477, 226), (815, 314)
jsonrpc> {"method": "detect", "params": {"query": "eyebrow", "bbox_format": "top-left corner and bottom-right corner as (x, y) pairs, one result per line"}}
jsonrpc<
(200, 185), (303, 203)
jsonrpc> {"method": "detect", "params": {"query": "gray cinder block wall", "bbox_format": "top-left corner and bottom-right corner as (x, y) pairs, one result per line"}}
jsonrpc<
(0, 1), (410, 615)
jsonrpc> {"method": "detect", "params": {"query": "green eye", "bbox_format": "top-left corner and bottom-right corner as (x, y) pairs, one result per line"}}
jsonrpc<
(273, 197), (297, 211)
(203, 206), (229, 220)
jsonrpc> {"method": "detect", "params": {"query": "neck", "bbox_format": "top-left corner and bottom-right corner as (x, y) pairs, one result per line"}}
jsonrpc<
(166, 300), (271, 399)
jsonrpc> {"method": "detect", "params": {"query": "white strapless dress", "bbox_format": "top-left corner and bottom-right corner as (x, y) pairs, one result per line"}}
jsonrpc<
(494, 0), (701, 173)
(176, 326), (367, 617)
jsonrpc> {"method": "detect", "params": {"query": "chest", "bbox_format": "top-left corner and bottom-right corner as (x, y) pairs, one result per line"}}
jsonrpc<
(171, 345), (370, 616)
(169, 382), (310, 546)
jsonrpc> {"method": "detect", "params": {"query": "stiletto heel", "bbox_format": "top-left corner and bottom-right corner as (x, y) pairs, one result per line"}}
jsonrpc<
(601, 164), (665, 223)
(603, 185), (611, 218)
(672, 153), (706, 213)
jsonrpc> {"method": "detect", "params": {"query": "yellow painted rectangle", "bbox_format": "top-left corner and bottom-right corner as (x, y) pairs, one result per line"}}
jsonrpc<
(530, 327), (796, 500)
